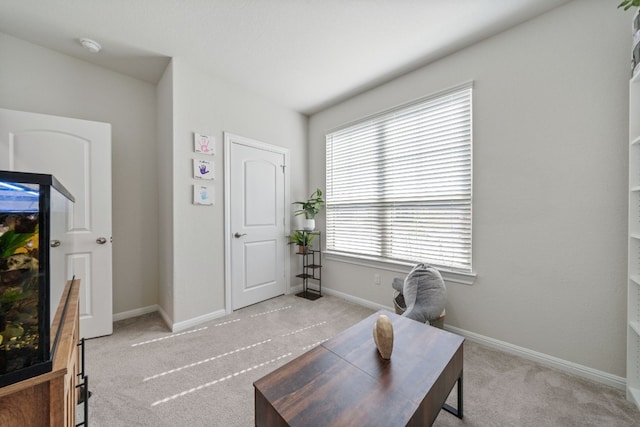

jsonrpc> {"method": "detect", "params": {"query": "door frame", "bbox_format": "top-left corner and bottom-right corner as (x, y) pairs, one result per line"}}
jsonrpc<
(223, 132), (290, 314)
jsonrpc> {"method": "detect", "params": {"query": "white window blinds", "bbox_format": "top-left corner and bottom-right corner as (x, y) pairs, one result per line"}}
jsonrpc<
(325, 83), (472, 273)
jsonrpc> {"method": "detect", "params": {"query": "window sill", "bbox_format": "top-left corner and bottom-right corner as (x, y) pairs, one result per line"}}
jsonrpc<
(324, 251), (476, 285)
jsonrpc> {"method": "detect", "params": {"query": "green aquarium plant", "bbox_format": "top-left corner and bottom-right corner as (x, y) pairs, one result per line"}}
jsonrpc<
(0, 227), (37, 258)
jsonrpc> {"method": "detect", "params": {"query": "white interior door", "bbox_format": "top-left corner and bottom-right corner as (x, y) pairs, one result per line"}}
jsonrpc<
(0, 108), (113, 338)
(225, 133), (287, 310)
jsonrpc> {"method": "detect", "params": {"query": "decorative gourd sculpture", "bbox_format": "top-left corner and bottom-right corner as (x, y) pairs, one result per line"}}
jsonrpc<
(373, 314), (394, 359)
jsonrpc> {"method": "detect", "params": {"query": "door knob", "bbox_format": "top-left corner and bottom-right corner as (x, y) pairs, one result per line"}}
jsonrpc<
(96, 237), (107, 244)
(234, 232), (247, 238)
(50, 240), (61, 248)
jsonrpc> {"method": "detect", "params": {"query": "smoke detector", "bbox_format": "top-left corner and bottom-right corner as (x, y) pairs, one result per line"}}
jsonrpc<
(79, 38), (102, 53)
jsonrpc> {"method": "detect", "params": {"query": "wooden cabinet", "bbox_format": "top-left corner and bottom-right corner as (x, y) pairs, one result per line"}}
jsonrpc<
(0, 279), (85, 426)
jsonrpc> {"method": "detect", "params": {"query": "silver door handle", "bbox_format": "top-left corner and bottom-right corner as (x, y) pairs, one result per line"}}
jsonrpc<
(96, 237), (107, 244)
(50, 240), (61, 248)
(234, 232), (247, 238)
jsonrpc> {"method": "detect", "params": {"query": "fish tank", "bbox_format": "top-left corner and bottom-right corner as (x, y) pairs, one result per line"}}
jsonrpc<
(0, 170), (74, 387)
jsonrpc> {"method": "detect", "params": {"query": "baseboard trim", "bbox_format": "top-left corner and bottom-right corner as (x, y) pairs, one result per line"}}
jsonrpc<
(322, 287), (395, 312)
(443, 324), (626, 391)
(287, 284), (303, 295)
(323, 288), (626, 391)
(171, 309), (227, 332)
(113, 304), (159, 322)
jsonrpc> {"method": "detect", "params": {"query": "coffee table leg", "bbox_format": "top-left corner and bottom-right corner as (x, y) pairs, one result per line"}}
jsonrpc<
(442, 371), (463, 419)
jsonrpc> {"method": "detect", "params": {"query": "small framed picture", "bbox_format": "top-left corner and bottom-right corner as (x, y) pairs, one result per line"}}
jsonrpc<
(193, 159), (214, 180)
(194, 133), (215, 155)
(193, 185), (214, 205)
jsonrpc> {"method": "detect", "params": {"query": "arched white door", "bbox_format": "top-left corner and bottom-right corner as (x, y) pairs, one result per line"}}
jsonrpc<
(225, 133), (288, 310)
(0, 108), (113, 338)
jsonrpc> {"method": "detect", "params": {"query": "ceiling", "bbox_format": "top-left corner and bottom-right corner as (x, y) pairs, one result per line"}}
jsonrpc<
(0, 0), (571, 115)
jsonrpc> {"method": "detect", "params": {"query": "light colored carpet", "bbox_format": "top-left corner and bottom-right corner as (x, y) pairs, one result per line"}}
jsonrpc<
(85, 294), (640, 426)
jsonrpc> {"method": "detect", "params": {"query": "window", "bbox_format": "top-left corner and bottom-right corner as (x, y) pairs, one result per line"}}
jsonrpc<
(325, 83), (472, 273)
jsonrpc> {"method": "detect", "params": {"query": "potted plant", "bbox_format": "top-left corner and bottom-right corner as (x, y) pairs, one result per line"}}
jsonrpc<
(287, 230), (316, 254)
(293, 188), (324, 231)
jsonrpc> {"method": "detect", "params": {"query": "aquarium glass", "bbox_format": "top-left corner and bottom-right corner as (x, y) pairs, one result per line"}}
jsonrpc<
(0, 181), (43, 379)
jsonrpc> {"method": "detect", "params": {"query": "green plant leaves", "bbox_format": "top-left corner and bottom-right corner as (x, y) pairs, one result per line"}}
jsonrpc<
(0, 287), (31, 305)
(0, 229), (36, 258)
(287, 230), (316, 246)
(292, 188), (325, 219)
(618, 0), (640, 11)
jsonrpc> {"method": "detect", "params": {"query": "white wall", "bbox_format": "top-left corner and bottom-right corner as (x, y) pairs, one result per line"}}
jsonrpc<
(0, 33), (159, 316)
(309, 0), (630, 377)
(169, 58), (308, 325)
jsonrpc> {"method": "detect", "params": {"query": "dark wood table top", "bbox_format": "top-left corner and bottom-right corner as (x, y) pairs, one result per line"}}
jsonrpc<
(254, 310), (464, 427)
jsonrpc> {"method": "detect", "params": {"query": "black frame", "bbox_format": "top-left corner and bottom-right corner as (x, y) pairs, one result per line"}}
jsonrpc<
(0, 170), (74, 387)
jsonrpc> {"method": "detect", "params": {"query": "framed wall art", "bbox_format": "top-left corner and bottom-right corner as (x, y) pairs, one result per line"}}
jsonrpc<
(193, 184), (214, 205)
(193, 158), (214, 180)
(194, 133), (215, 155)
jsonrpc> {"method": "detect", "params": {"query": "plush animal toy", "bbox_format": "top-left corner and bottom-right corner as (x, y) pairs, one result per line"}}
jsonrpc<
(394, 263), (446, 324)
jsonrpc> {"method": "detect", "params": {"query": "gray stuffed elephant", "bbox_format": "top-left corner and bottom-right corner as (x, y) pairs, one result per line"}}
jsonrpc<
(393, 264), (446, 324)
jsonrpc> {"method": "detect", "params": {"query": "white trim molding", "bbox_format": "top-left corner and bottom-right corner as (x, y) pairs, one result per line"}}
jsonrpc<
(444, 324), (626, 391)
(323, 289), (625, 391)
(170, 309), (227, 333)
(113, 304), (159, 322)
(113, 305), (227, 334)
(322, 287), (395, 312)
(288, 284), (303, 295)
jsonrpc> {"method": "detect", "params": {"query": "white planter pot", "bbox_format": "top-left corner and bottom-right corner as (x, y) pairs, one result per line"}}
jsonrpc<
(303, 218), (315, 231)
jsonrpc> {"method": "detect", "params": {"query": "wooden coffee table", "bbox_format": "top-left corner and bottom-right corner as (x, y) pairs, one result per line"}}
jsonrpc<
(254, 310), (464, 427)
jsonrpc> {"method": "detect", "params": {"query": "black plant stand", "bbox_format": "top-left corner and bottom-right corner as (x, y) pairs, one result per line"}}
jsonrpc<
(295, 231), (322, 300)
